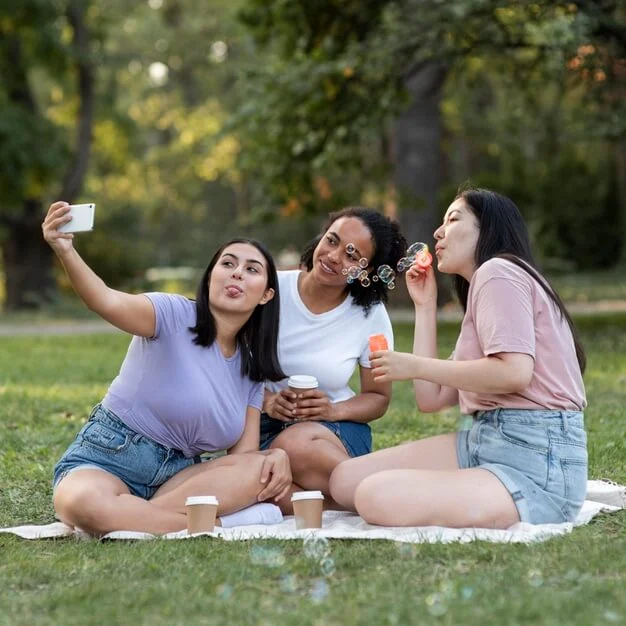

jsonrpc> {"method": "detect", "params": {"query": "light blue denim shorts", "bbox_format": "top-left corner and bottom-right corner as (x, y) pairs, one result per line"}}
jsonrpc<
(53, 404), (201, 499)
(456, 408), (588, 524)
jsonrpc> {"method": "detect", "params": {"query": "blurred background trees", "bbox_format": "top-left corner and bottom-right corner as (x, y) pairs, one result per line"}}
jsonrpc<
(1, 0), (624, 311)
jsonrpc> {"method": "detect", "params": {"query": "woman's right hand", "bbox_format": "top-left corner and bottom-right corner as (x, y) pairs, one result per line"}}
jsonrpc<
(42, 201), (74, 256)
(405, 264), (438, 307)
(264, 389), (298, 422)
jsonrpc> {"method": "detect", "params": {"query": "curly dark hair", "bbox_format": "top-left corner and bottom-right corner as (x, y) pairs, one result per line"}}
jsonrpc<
(300, 207), (407, 316)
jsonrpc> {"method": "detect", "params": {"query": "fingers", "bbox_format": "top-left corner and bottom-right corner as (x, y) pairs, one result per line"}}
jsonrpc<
(259, 457), (272, 484)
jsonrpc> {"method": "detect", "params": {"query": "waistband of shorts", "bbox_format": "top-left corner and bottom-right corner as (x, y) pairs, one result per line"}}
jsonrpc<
(472, 407), (584, 425)
(92, 404), (200, 460)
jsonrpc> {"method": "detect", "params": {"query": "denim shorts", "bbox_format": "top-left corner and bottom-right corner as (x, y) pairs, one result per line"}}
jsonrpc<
(259, 413), (372, 458)
(53, 404), (201, 499)
(456, 408), (588, 524)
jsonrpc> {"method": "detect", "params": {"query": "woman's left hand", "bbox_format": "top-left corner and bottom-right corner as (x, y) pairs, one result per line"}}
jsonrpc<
(370, 350), (421, 382)
(291, 389), (336, 422)
(257, 449), (292, 502)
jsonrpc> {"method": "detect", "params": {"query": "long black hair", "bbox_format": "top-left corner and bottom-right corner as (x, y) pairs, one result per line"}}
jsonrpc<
(454, 187), (586, 374)
(300, 207), (407, 316)
(189, 238), (285, 382)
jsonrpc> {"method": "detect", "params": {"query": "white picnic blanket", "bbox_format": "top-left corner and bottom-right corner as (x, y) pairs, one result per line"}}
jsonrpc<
(2, 480), (623, 544)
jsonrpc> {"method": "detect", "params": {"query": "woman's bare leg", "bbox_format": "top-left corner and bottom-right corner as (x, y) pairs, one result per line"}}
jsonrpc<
(53, 470), (186, 537)
(329, 433), (459, 510)
(268, 423), (349, 514)
(354, 467), (520, 528)
(150, 453), (266, 515)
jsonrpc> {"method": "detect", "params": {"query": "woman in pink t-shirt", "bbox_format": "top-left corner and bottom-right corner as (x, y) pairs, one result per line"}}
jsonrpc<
(330, 188), (588, 527)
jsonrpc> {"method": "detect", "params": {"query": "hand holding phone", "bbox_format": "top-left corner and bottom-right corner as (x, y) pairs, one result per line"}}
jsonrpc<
(58, 203), (96, 233)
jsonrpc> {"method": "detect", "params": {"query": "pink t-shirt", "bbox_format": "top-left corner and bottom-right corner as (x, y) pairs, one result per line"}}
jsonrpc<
(453, 258), (586, 414)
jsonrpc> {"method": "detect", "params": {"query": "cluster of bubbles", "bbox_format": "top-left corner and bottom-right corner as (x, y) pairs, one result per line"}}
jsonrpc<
(342, 241), (430, 290)
(219, 537), (335, 604)
(342, 244), (372, 287)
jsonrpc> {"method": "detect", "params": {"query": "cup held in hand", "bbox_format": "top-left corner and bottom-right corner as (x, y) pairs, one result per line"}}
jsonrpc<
(287, 375), (319, 396)
(185, 495), (219, 534)
(291, 490), (324, 529)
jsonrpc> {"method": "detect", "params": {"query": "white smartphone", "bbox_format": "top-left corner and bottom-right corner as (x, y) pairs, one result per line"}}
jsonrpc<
(58, 203), (96, 233)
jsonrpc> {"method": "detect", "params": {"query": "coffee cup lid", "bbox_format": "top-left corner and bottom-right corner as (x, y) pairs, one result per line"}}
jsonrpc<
(287, 375), (319, 389)
(291, 490), (324, 502)
(185, 495), (219, 506)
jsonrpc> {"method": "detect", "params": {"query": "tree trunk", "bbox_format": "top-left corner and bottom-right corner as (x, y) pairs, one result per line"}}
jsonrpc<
(1, 0), (94, 312)
(389, 62), (452, 306)
(2, 201), (56, 311)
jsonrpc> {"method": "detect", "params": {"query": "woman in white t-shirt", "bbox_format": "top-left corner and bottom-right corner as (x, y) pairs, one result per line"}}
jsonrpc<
(330, 188), (588, 528)
(262, 207), (407, 512)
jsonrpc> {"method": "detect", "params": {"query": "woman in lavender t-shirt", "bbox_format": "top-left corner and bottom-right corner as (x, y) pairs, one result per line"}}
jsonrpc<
(43, 201), (290, 536)
(330, 188), (588, 528)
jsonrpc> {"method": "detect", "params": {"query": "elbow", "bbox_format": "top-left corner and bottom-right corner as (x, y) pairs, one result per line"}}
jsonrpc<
(415, 398), (439, 413)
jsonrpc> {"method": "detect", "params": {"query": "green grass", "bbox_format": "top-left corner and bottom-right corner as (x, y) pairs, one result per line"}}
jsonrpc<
(1, 317), (625, 625)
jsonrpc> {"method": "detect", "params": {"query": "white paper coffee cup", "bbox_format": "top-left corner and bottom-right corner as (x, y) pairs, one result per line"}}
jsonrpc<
(291, 490), (324, 529)
(186, 495), (219, 534)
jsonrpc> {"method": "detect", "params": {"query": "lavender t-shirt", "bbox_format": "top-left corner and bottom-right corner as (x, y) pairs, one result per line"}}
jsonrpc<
(453, 258), (586, 414)
(102, 293), (263, 457)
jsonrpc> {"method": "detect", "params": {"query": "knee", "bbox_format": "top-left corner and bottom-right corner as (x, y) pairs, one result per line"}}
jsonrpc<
(353, 474), (389, 525)
(328, 460), (356, 510)
(272, 430), (319, 474)
(54, 483), (106, 532)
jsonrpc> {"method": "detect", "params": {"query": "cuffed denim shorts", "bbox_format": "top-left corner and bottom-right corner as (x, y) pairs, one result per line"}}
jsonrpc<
(53, 404), (201, 499)
(259, 413), (372, 458)
(457, 408), (588, 524)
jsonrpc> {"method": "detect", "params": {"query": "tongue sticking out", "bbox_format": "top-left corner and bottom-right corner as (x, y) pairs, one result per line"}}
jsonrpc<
(226, 286), (242, 297)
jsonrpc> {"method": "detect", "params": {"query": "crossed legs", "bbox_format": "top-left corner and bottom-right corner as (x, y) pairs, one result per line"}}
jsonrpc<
(53, 453), (266, 537)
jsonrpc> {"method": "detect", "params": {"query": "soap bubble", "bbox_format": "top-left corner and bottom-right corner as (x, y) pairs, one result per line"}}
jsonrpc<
(215, 583), (233, 600)
(388, 281), (395, 290)
(303, 535), (330, 560)
(395, 542), (417, 558)
(358, 257), (368, 269)
(372, 275), (379, 282)
(425, 593), (448, 617)
(341, 268), (348, 275)
(407, 242), (426, 257)
(361, 278), (371, 288)
(309, 578), (329, 604)
(250, 546), (285, 567)
(347, 266), (360, 279)
(527, 569), (543, 586)
(279, 574), (299, 593)
(319, 557), (336, 577)
(345, 243), (356, 254)
(377, 265), (395, 284)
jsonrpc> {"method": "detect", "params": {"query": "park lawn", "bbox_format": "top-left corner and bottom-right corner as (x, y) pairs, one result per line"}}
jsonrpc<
(0, 316), (625, 626)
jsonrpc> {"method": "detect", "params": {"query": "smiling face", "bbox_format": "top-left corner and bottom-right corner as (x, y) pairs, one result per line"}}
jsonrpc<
(433, 198), (480, 280)
(208, 242), (274, 314)
(311, 217), (376, 287)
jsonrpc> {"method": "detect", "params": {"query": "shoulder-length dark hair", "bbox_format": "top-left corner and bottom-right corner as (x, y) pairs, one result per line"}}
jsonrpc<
(300, 207), (407, 316)
(189, 238), (285, 382)
(454, 187), (586, 374)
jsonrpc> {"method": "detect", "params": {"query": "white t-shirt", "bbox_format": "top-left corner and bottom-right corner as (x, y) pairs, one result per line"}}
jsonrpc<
(266, 270), (394, 403)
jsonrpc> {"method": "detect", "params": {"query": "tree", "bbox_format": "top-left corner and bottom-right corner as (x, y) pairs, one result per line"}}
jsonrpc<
(236, 0), (626, 270)
(0, 0), (97, 310)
